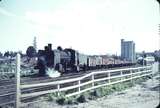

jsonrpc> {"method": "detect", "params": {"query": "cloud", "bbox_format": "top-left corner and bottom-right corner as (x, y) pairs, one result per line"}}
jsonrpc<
(0, 7), (17, 17)
(25, 11), (55, 25)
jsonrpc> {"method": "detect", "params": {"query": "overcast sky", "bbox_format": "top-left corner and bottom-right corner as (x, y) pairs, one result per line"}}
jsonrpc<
(0, 0), (159, 55)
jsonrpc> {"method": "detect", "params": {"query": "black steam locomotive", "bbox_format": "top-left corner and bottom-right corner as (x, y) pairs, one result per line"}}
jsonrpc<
(36, 44), (135, 76)
(36, 44), (87, 76)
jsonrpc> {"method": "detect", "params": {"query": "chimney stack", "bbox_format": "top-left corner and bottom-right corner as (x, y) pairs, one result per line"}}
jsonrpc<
(48, 44), (52, 51)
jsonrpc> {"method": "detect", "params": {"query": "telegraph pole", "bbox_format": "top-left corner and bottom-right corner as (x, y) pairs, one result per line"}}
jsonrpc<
(157, 0), (160, 72)
(15, 53), (20, 108)
(33, 36), (37, 52)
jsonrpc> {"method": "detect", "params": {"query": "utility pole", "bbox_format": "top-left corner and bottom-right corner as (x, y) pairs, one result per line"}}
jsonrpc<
(15, 53), (20, 108)
(157, 0), (160, 72)
(33, 36), (37, 52)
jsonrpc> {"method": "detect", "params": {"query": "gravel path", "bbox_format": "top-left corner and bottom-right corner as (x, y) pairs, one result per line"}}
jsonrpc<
(25, 76), (160, 108)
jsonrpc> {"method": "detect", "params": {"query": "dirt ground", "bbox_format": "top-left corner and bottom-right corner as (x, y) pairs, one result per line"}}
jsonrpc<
(26, 76), (160, 108)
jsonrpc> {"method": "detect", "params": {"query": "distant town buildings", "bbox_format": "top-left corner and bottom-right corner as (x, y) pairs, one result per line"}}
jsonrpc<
(121, 39), (136, 63)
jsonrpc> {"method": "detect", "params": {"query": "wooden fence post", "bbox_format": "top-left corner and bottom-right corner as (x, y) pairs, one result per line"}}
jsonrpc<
(15, 53), (21, 108)
(78, 80), (81, 93)
(92, 74), (94, 87)
(130, 70), (133, 83)
(57, 84), (60, 96)
(120, 70), (123, 81)
(151, 65), (154, 80)
(108, 71), (111, 84)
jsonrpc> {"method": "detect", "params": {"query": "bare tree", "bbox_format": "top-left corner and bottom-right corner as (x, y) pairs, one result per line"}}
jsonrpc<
(26, 46), (36, 58)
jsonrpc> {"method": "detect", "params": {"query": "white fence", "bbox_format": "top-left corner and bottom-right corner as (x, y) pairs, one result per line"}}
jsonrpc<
(20, 66), (152, 97)
(12, 54), (153, 108)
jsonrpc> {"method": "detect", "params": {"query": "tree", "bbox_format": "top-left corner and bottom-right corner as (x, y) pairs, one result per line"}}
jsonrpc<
(57, 46), (63, 51)
(26, 46), (36, 58)
(0, 52), (2, 57)
(9, 51), (17, 57)
(4, 51), (9, 57)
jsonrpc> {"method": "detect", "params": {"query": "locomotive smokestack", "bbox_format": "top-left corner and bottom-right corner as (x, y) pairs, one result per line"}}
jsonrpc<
(44, 46), (48, 51)
(48, 44), (52, 51)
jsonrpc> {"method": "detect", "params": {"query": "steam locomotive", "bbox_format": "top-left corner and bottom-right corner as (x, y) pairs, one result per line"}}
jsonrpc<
(36, 44), (135, 76)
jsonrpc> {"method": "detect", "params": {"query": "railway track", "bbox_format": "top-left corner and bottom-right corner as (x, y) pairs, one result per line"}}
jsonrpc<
(0, 71), (88, 106)
(0, 65), (140, 106)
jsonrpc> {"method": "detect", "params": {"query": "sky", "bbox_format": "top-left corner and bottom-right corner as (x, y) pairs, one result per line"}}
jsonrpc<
(0, 0), (159, 55)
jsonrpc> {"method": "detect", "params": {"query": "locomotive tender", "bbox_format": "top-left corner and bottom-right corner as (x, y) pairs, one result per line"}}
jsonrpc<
(36, 44), (134, 76)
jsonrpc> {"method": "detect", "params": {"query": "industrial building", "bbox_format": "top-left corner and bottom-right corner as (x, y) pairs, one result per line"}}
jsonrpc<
(121, 39), (136, 63)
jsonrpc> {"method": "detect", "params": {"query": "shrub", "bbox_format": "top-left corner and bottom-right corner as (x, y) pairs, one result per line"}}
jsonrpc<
(46, 93), (59, 102)
(56, 93), (74, 105)
(47, 94), (55, 101)
(67, 97), (75, 105)
(77, 94), (87, 103)
(112, 84), (122, 91)
(89, 90), (101, 100)
(56, 97), (66, 105)
(90, 90), (101, 97)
